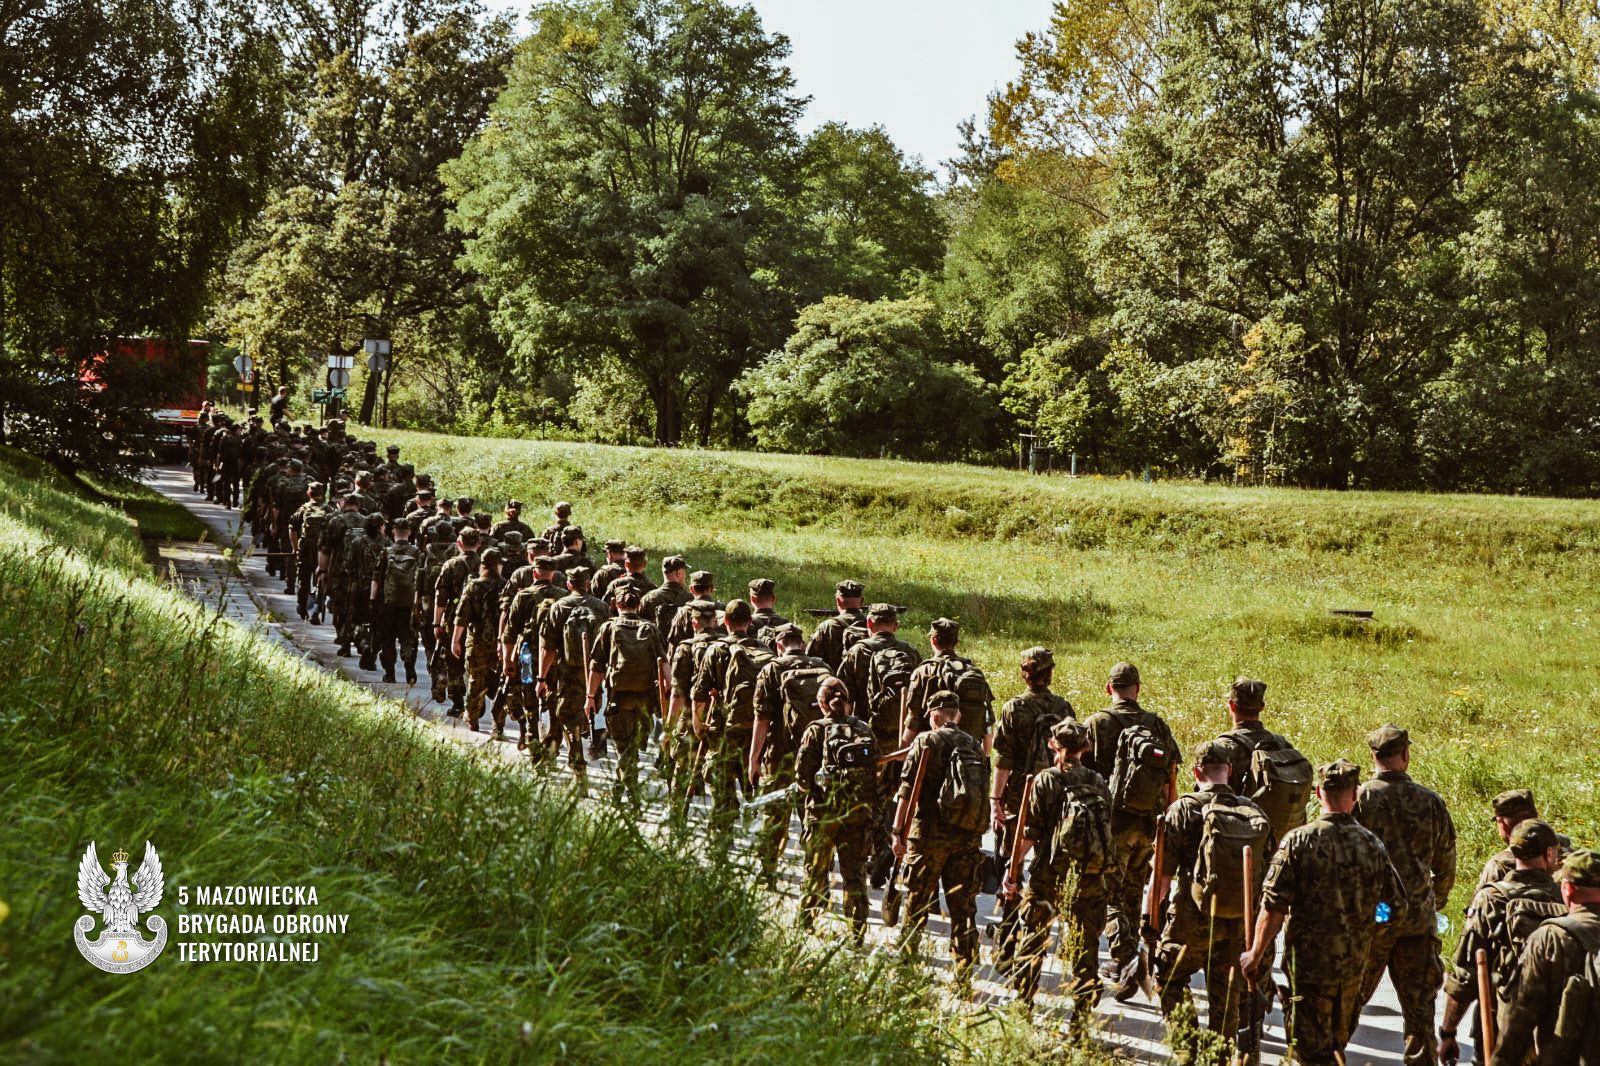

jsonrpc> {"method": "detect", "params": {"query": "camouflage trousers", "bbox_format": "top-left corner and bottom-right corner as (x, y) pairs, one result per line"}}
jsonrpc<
(605, 693), (653, 804)
(540, 672), (587, 773)
(295, 549), (319, 618)
(705, 728), (753, 832)
(1283, 975), (1364, 1066)
(463, 638), (497, 728)
(898, 835), (983, 969)
(800, 813), (873, 939)
(1358, 927), (1444, 1066)
(372, 603), (417, 678)
(1154, 893), (1250, 1051)
(756, 752), (795, 880)
(1104, 811), (1157, 970)
(1013, 867), (1107, 1008)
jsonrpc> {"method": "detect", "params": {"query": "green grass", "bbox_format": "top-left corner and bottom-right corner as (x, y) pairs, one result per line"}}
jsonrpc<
(387, 429), (1600, 924)
(0, 451), (978, 1063)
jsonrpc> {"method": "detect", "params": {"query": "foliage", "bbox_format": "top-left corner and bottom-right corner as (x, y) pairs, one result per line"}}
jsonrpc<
(738, 296), (1001, 460)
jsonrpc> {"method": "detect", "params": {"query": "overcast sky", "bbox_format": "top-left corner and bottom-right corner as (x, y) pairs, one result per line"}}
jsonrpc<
(492, 0), (1058, 171)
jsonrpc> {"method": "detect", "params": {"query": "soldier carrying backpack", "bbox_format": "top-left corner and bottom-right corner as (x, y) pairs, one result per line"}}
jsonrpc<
(890, 690), (989, 986)
(1083, 661), (1182, 1001)
(1213, 677), (1313, 840)
(1149, 741), (1273, 1053)
(901, 617), (993, 750)
(748, 624), (833, 886)
(793, 676), (879, 941)
(1496, 848), (1600, 1066)
(368, 519), (422, 684)
(1438, 819), (1565, 1066)
(583, 587), (665, 801)
(1005, 718), (1113, 1015)
(691, 600), (775, 831)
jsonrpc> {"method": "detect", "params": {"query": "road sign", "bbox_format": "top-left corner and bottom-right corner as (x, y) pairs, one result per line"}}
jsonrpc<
(236, 382), (254, 392)
(327, 368), (351, 389)
(232, 353), (254, 378)
(327, 354), (355, 370)
(363, 338), (391, 355)
(311, 387), (347, 405)
(312, 388), (328, 402)
(366, 351), (388, 373)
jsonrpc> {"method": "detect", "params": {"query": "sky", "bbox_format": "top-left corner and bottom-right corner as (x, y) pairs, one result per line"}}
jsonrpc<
(492, 0), (1058, 171)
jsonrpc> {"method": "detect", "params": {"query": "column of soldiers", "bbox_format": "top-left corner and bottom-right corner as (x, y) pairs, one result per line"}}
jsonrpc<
(192, 427), (1600, 1066)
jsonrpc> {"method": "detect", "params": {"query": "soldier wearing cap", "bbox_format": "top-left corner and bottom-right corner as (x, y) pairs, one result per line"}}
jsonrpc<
(806, 579), (867, 672)
(605, 545), (657, 608)
(593, 539), (628, 600)
(452, 545), (506, 734)
(535, 567), (607, 781)
(836, 603), (921, 891)
(793, 676), (880, 940)
(664, 600), (724, 796)
(549, 525), (592, 576)
(492, 499), (533, 541)
(1007, 718), (1112, 1016)
(891, 689), (988, 985)
(432, 527), (483, 713)
(748, 622), (833, 885)
(289, 479), (331, 621)
(665, 570), (720, 648)
(540, 500), (573, 546)
(1496, 848), (1600, 1065)
(691, 600), (771, 831)
(1243, 758), (1398, 1066)
(988, 646), (1074, 971)
(1151, 740), (1275, 1057)
(587, 587), (667, 802)
(1213, 677), (1300, 805)
(1439, 820), (1564, 1065)
(901, 617), (994, 750)
(746, 578), (790, 648)
(1353, 724), (1457, 1065)
(1084, 661), (1183, 998)
(1476, 790), (1571, 896)
(640, 554), (692, 638)
(503, 554), (564, 746)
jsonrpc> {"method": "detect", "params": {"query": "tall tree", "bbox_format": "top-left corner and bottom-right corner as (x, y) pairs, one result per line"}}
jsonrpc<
(444, 0), (806, 445)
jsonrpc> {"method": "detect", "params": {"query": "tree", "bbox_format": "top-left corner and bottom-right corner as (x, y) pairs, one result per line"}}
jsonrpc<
(445, 0), (806, 445)
(738, 296), (1001, 461)
(793, 123), (945, 302)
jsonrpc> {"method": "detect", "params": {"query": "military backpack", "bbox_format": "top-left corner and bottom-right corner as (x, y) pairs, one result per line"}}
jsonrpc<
(718, 640), (776, 733)
(560, 601), (598, 666)
(865, 644), (917, 734)
(932, 655), (994, 736)
(380, 541), (422, 607)
(936, 735), (990, 833)
(1551, 916), (1600, 1065)
(1190, 793), (1272, 919)
(1109, 722), (1177, 816)
(813, 718), (876, 826)
(606, 618), (659, 693)
(300, 505), (331, 556)
(1221, 728), (1314, 839)
(1482, 882), (1566, 992)
(780, 658), (833, 743)
(1049, 779), (1114, 878)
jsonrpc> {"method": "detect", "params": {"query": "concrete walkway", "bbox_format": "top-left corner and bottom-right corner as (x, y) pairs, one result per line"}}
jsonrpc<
(146, 465), (1449, 1064)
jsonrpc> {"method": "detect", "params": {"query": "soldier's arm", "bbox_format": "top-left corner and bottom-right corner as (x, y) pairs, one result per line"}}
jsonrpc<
(585, 628), (610, 701)
(1433, 799), (1458, 906)
(369, 555), (383, 604)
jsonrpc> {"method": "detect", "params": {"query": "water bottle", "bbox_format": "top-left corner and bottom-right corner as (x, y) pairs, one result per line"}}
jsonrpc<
(518, 642), (534, 684)
(1436, 911), (1450, 935)
(1375, 901), (1392, 924)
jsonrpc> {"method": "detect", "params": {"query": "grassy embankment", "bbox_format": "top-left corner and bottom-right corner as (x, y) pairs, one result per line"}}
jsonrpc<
(392, 430), (1600, 919)
(0, 447), (1007, 1063)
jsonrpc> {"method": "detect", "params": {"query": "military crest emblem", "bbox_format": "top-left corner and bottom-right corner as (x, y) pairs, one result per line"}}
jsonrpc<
(74, 841), (167, 973)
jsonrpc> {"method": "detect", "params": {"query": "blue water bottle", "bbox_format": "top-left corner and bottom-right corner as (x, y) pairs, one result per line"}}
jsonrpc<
(1375, 901), (1392, 924)
(519, 641), (534, 684)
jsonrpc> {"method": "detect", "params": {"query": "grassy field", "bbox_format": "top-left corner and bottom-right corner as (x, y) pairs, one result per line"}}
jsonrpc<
(389, 430), (1600, 919)
(1, 450), (1030, 1064)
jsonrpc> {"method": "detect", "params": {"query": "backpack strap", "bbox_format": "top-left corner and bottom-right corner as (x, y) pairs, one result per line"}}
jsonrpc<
(1551, 915), (1600, 955)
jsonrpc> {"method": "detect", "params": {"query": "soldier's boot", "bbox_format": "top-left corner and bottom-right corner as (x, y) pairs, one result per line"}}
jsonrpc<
(404, 656), (417, 686)
(588, 728), (608, 761)
(337, 642), (351, 657)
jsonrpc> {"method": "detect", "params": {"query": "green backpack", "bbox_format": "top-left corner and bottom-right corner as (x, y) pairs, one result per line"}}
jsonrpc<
(936, 736), (990, 833)
(380, 542), (421, 608)
(1049, 780), (1114, 878)
(606, 618), (659, 693)
(719, 640), (776, 732)
(814, 719), (877, 826)
(1189, 794), (1272, 919)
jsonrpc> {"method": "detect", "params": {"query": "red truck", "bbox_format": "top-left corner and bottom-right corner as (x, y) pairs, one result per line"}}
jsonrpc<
(80, 337), (210, 457)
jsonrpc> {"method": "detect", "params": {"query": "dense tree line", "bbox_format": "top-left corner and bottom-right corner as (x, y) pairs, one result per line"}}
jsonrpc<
(6, 0), (1599, 492)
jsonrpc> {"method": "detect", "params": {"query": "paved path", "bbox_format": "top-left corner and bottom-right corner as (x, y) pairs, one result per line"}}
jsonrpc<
(146, 465), (1451, 1064)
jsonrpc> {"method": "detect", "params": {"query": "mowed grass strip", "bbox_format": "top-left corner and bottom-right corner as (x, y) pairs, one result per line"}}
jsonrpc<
(390, 430), (1600, 919)
(0, 455), (958, 1064)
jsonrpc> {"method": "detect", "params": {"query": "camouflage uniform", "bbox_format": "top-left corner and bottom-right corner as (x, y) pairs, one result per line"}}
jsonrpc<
(1154, 781), (1273, 1047)
(454, 570), (504, 729)
(371, 539), (422, 681)
(491, 517), (533, 541)
(895, 724), (986, 970)
(805, 606), (867, 672)
(1213, 718), (1296, 799)
(640, 582), (693, 641)
(1354, 765), (1457, 1066)
(538, 591), (607, 772)
(1444, 867), (1561, 1038)
(432, 549), (478, 707)
(289, 497), (330, 620)
(993, 689), (1074, 885)
(588, 614), (666, 800)
(666, 622), (723, 792)
(1014, 760), (1112, 1007)
(793, 712), (879, 937)
(1083, 696), (1182, 972)
(1496, 899), (1600, 1066)
(1260, 809), (1397, 1066)
(691, 631), (770, 829)
(751, 648), (833, 880)
(748, 604), (791, 648)
(504, 576), (562, 740)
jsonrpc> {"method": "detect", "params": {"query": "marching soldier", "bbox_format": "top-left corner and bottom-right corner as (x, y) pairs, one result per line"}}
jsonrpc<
(432, 527), (482, 715)
(806, 579), (866, 671)
(452, 547), (505, 733)
(749, 624), (833, 886)
(1495, 848), (1600, 1066)
(793, 676), (879, 941)
(587, 588), (667, 803)
(535, 568), (607, 781)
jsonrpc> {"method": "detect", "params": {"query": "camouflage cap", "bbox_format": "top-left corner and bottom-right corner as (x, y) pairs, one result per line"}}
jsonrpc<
(617, 587), (642, 608)
(431, 522), (454, 544)
(688, 599), (718, 621)
(415, 474), (432, 487)
(458, 528), (481, 547)
(1051, 719), (1090, 750)
(551, 570), (569, 588)
(1194, 739), (1233, 768)
(1109, 662), (1141, 687)
(562, 525), (585, 545)
(723, 599), (752, 626)
(1509, 819), (1561, 860)
(748, 577), (775, 597)
(624, 545), (646, 561)
(867, 602), (899, 623)
(662, 554), (688, 572)
(456, 496), (473, 508)
(308, 481), (325, 494)
(836, 579), (864, 599)
(771, 622), (803, 644)
(689, 569), (714, 589)
(1493, 789), (1539, 820)
(604, 539), (626, 553)
(1366, 724), (1410, 758)
(1317, 758), (1362, 790)
(567, 566), (593, 585)
(1021, 646), (1054, 668)
(1230, 677), (1267, 709)
(386, 444), (400, 454)
(554, 501), (572, 516)
(927, 689), (960, 712)
(480, 547), (502, 567)
(1558, 849), (1600, 889)
(501, 531), (524, 548)
(417, 487), (434, 499)
(929, 617), (960, 642)
(534, 555), (558, 570)
(505, 499), (522, 510)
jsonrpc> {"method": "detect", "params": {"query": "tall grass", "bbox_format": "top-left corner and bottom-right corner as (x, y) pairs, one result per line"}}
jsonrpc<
(389, 430), (1600, 925)
(0, 462), (959, 1063)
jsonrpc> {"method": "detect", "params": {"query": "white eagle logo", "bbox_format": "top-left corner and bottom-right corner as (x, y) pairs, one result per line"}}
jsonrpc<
(74, 841), (167, 973)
